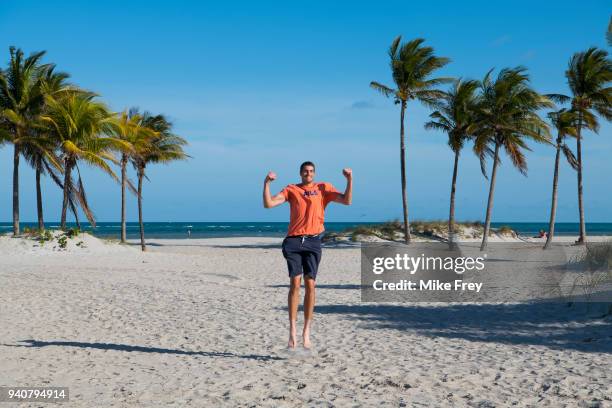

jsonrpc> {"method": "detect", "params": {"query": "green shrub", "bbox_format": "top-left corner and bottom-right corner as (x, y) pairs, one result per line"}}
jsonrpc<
(38, 229), (53, 244)
(57, 235), (68, 249)
(66, 227), (80, 238)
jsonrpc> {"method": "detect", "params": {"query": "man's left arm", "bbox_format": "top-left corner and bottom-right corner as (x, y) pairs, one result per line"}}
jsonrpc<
(333, 168), (352, 205)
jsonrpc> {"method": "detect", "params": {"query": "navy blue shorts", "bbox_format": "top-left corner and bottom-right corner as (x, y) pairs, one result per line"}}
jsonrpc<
(281, 234), (323, 280)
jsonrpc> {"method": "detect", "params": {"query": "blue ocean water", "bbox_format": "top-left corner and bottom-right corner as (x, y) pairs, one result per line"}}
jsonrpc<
(1, 221), (612, 239)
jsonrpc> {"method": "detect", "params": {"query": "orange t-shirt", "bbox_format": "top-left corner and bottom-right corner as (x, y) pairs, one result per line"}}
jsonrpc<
(281, 182), (341, 236)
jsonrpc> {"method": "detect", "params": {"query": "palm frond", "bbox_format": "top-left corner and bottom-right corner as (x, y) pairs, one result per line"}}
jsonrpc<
(545, 93), (571, 104)
(74, 164), (96, 227)
(561, 143), (579, 170)
(369, 81), (395, 98)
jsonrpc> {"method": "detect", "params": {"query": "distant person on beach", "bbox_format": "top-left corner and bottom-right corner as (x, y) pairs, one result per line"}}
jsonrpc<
(535, 229), (547, 238)
(263, 161), (352, 349)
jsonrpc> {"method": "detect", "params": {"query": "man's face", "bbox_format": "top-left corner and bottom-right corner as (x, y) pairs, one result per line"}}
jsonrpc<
(300, 165), (315, 184)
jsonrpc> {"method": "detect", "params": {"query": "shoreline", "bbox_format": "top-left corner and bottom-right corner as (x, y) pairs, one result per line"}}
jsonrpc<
(4, 221), (612, 241)
(2, 232), (612, 246)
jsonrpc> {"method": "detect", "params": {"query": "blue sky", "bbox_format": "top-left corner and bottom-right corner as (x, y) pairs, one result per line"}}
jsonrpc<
(0, 1), (610, 222)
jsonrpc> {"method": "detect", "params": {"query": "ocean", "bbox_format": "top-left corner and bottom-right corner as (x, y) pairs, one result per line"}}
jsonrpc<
(2, 222), (612, 239)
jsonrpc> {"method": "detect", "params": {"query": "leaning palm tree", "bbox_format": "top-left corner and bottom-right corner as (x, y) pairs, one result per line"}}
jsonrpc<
(40, 92), (129, 229)
(370, 36), (452, 243)
(543, 109), (598, 249)
(425, 79), (479, 244)
(110, 108), (157, 243)
(0, 47), (48, 235)
(132, 113), (188, 251)
(473, 67), (553, 251)
(565, 48), (611, 244)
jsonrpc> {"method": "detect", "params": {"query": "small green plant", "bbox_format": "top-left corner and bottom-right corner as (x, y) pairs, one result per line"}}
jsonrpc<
(37, 229), (53, 244)
(57, 235), (68, 249)
(66, 227), (80, 238)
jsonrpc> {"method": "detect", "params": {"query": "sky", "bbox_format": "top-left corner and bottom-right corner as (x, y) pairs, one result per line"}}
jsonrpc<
(0, 0), (610, 223)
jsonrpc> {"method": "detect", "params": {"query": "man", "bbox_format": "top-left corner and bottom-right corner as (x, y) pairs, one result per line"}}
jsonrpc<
(263, 161), (352, 349)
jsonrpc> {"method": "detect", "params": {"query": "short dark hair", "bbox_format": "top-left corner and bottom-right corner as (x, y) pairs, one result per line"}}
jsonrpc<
(300, 161), (315, 173)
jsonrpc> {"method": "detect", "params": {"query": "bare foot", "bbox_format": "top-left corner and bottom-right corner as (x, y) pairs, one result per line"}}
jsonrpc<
(288, 327), (297, 349)
(288, 336), (297, 349)
(302, 327), (311, 349)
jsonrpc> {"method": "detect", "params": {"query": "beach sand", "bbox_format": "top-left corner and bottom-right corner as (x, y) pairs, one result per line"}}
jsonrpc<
(0, 234), (610, 407)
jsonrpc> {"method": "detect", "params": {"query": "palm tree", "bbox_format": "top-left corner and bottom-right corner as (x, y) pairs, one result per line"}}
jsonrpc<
(133, 113), (188, 251)
(0, 47), (48, 235)
(543, 109), (598, 249)
(370, 36), (452, 243)
(40, 92), (128, 229)
(565, 48), (611, 244)
(473, 67), (553, 251)
(22, 131), (62, 230)
(22, 64), (71, 230)
(110, 108), (157, 243)
(425, 79), (479, 244)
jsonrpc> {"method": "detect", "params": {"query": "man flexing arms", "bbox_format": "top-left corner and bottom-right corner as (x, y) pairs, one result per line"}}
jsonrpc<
(263, 161), (352, 349)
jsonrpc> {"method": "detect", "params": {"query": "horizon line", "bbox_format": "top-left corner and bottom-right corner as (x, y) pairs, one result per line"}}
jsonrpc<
(3, 220), (612, 224)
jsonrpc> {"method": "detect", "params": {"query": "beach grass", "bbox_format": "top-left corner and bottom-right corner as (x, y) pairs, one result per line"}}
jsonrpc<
(335, 219), (518, 242)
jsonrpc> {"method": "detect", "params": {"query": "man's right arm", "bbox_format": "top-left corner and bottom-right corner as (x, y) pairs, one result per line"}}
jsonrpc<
(263, 171), (287, 208)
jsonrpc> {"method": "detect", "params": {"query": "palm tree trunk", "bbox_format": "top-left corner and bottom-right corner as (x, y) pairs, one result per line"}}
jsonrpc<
(544, 136), (562, 250)
(138, 168), (146, 251)
(480, 140), (500, 251)
(575, 114), (586, 244)
(448, 149), (460, 245)
(69, 200), (80, 229)
(399, 100), (411, 244)
(61, 160), (72, 230)
(120, 154), (127, 243)
(12, 144), (20, 235)
(36, 166), (44, 231)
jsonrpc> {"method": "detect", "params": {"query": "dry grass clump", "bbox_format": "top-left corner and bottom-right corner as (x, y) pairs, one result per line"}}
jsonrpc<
(495, 225), (517, 237)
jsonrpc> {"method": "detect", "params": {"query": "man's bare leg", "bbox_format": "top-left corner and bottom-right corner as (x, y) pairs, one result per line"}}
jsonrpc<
(288, 275), (302, 349)
(302, 275), (316, 349)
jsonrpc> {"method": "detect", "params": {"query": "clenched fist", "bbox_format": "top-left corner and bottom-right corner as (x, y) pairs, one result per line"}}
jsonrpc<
(342, 168), (352, 179)
(265, 171), (277, 183)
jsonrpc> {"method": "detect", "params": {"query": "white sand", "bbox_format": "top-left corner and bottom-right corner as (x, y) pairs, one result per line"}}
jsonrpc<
(0, 234), (610, 407)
